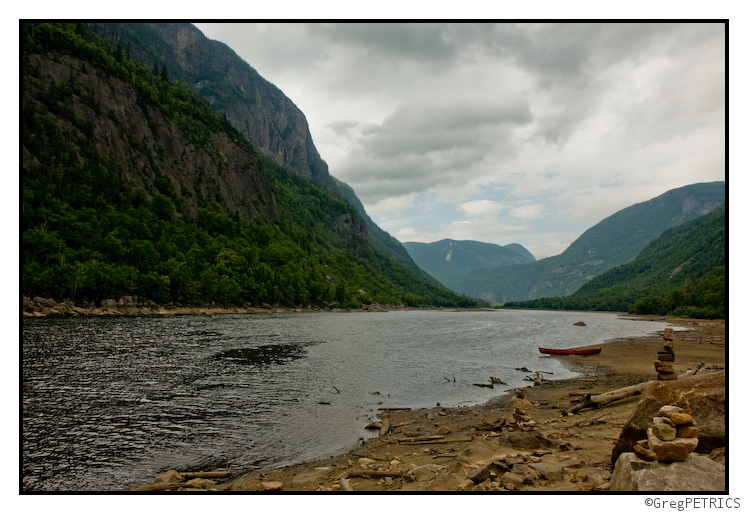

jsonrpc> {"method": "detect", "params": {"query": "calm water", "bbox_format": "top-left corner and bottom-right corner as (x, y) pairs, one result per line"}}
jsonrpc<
(22, 309), (670, 491)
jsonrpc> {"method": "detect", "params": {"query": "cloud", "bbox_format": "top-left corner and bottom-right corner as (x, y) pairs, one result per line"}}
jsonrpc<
(194, 22), (725, 256)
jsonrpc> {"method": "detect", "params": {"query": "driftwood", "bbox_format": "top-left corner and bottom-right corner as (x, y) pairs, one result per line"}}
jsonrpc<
(397, 435), (444, 442)
(132, 482), (185, 492)
(473, 383), (494, 388)
(339, 477), (353, 491)
(400, 437), (474, 445)
(377, 407), (411, 411)
(570, 368), (699, 412)
(379, 415), (391, 436)
(180, 471), (231, 479)
(346, 470), (405, 478)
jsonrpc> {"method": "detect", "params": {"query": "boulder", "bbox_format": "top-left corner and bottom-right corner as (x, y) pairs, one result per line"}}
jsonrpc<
(610, 453), (725, 491)
(510, 397), (532, 410)
(466, 464), (492, 484)
(501, 431), (556, 450)
(611, 371), (725, 466)
(155, 469), (184, 484)
(426, 473), (461, 491)
(647, 429), (698, 461)
(500, 472), (525, 490)
(528, 461), (564, 481)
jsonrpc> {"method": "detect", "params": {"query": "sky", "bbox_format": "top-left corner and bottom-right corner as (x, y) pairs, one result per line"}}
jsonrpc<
(192, 23), (724, 259)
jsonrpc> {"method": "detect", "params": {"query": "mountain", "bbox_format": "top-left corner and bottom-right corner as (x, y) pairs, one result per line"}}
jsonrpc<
(450, 182), (725, 303)
(92, 23), (425, 273)
(21, 23), (482, 309)
(505, 204), (726, 318)
(402, 239), (536, 292)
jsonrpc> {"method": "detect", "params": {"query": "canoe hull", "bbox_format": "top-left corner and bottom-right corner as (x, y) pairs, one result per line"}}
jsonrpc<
(539, 347), (601, 356)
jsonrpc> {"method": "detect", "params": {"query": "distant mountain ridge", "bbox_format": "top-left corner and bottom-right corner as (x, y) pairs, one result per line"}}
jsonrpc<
(506, 203), (726, 317)
(449, 181), (725, 303)
(402, 239), (535, 292)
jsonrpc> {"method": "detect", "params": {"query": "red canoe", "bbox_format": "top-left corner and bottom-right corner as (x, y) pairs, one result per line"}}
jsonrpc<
(539, 347), (601, 355)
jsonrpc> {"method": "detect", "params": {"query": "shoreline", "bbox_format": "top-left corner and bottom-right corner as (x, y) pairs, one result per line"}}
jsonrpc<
(131, 315), (725, 492)
(22, 295), (492, 318)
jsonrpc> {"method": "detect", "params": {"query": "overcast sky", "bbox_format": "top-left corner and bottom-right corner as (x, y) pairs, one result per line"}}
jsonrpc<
(194, 23), (725, 258)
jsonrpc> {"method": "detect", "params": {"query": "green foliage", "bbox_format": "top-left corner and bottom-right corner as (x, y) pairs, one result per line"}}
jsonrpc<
(22, 22), (483, 310)
(503, 205), (726, 318)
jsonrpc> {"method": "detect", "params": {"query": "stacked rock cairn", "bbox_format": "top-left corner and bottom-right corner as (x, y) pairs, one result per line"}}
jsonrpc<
(506, 388), (536, 431)
(656, 328), (677, 380)
(633, 405), (699, 462)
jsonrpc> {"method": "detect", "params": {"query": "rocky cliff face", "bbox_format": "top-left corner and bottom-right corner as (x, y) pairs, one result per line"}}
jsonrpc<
(95, 22), (337, 193)
(23, 52), (278, 223)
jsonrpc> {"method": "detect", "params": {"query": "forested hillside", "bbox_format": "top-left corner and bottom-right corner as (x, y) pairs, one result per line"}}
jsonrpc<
(22, 23), (481, 309)
(402, 239), (535, 293)
(450, 182), (725, 303)
(504, 204), (726, 318)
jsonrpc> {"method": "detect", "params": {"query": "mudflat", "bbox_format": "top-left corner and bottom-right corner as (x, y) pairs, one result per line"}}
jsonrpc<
(135, 316), (725, 492)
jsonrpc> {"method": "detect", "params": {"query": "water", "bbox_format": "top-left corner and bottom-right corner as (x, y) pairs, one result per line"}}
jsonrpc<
(22, 309), (671, 491)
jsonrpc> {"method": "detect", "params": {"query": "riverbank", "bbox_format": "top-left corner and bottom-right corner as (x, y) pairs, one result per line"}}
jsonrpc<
(133, 316), (725, 492)
(21, 295), (468, 318)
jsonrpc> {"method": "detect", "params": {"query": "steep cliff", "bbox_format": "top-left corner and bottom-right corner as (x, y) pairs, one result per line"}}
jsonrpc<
(94, 22), (337, 193)
(23, 52), (278, 224)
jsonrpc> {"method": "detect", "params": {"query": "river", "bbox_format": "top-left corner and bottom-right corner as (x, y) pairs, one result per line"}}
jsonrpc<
(22, 309), (670, 491)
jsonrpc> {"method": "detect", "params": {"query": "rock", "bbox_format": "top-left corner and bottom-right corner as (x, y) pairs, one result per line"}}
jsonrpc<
(647, 429), (698, 461)
(709, 447), (726, 466)
(677, 426), (699, 438)
(466, 464), (492, 484)
(633, 444), (658, 461)
(155, 469), (184, 483)
(184, 478), (216, 489)
(357, 457), (376, 467)
(437, 426), (452, 435)
(501, 431), (555, 450)
(670, 412), (694, 426)
(511, 464), (539, 483)
(612, 371), (725, 465)
(572, 467), (611, 486)
(426, 473), (461, 491)
(100, 299), (118, 308)
(500, 472), (525, 490)
(658, 352), (675, 361)
(560, 458), (584, 469)
(573, 321), (586, 326)
(510, 397), (533, 410)
(513, 411), (532, 422)
(411, 464), (443, 482)
(651, 422), (677, 441)
(610, 453), (725, 491)
(457, 479), (474, 491)
(528, 461), (564, 481)
(260, 481), (283, 491)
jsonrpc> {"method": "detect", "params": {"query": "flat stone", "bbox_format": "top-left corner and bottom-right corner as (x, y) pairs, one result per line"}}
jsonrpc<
(184, 478), (216, 489)
(457, 479), (474, 491)
(467, 464), (491, 484)
(677, 426), (699, 438)
(155, 470), (184, 484)
(500, 472), (525, 489)
(670, 412), (694, 426)
(611, 453), (724, 491)
(651, 422), (677, 441)
(658, 352), (675, 361)
(648, 429), (698, 462)
(528, 461), (564, 481)
(633, 444), (658, 461)
(260, 481), (283, 491)
(560, 458), (584, 469)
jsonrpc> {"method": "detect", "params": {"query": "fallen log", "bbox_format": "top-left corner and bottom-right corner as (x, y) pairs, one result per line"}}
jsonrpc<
(400, 437), (474, 445)
(132, 482), (185, 492)
(570, 369), (696, 412)
(180, 471), (232, 479)
(397, 435), (444, 442)
(346, 470), (405, 478)
(379, 415), (391, 436)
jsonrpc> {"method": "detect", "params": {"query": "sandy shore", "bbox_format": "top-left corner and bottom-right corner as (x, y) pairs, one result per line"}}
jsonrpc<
(134, 315), (725, 492)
